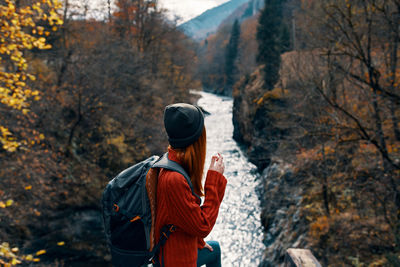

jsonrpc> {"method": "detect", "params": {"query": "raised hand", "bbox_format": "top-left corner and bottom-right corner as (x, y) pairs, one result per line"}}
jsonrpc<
(209, 153), (225, 175)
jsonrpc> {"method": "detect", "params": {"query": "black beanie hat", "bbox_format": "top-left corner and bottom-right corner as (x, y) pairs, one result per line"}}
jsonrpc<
(164, 103), (204, 148)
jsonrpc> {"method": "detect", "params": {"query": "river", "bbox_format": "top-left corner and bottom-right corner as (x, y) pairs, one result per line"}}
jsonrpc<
(195, 91), (264, 267)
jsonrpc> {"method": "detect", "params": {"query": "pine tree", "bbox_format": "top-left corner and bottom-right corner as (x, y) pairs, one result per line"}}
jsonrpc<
(256, 0), (286, 90)
(224, 19), (241, 95)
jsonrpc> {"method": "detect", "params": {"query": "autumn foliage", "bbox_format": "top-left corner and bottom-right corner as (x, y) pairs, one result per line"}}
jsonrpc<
(0, 0), (62, 152)
(197, 14), (260, 95)
(248, 0), (400, 265)
(0, 0), (198, 265)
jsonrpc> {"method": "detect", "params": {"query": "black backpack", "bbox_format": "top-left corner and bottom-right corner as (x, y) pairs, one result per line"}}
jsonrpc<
(102, 153), (201, 267)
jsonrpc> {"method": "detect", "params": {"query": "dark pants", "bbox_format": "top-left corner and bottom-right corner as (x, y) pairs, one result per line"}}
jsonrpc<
(197, 241), (221, 267)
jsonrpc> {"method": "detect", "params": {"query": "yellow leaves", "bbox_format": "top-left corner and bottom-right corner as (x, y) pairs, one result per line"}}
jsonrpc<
(6, 199), (13, 207)
(27, 74), (36, 81)
(24, 254), (33, 261)
(255, 88), (289, 106)
(0, 242), (22, 265)
(25, 185), (32, 190)
(57, 241), (65, 246)
(11, 257), (22, 265)
(0, 0), (62, 152)
(0, 246), (47, 264)
(35, 249), (46, 256)
(6, 44), (16, 51)
(36, 26), (44, 35)
(0, 199), (14, 208)
(107, 134), (128, 154)
(33, 37), (51, 49)
(0, 126), (20, 152)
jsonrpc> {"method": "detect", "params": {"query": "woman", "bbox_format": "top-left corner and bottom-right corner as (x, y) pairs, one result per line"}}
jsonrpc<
(155, 103), (227, 267)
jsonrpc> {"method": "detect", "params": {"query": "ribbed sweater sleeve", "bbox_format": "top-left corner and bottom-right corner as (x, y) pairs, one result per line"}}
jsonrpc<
(198, 237), (205, 249)
(165, 170), (227, 238)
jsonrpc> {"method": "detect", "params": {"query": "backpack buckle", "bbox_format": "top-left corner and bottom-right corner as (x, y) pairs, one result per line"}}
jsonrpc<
(113, 204), (120, 212)
(130, 216), (141, 223)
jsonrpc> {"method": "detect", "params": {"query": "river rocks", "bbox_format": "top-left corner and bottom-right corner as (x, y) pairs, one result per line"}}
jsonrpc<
(258, 160), (308, 266)
(231, 60), (312, 266)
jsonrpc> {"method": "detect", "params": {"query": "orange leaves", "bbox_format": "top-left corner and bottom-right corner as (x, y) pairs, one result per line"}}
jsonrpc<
(297, 147), (320, 162)
(387, 143), (399, 153)
(357, 142), (377, 153)
(310, 215), (330, 239)
(114, 0), (155, 22)
(297, 144), (336, 163)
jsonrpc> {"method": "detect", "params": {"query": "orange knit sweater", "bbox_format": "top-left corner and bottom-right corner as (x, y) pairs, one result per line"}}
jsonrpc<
(154, 149), (227, 266)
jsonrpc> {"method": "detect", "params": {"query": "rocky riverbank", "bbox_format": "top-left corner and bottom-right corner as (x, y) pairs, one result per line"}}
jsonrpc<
(232, 50), (400, 266)
(257, 161), (309, 266)
(232, 60), (310, 266)
(232, 67), (290, 172)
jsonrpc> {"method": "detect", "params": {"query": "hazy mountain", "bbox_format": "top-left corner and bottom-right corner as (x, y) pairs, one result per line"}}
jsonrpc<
(218, 0), (264, 29)
(179, 0), (250, 40)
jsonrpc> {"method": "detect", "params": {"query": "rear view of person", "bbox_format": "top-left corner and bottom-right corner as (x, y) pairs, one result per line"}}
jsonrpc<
(155, 103), (227, 267)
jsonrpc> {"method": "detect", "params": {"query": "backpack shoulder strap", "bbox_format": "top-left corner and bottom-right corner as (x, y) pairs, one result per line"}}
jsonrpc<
(152, 153), (201, 203)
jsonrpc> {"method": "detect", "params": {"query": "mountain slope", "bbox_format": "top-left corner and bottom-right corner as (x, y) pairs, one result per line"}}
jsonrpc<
(219, 0), (264, 27)
(179, 0), (250, 40)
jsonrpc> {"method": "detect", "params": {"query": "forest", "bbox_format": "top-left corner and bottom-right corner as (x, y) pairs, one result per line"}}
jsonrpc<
(1, 0), (400, 266)
(0, 0), (199, 265)
(230, 0), (400, 266)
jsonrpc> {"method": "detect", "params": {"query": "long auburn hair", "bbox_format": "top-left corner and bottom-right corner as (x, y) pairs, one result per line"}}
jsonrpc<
(170, 127), (206, 197)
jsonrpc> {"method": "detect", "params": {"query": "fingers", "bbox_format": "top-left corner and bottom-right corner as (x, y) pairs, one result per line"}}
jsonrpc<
(215, 154), (224, 166)
(209, 153), (225, 175)
(209, 156), (217, 168)
(205, 243), (213, 251)
(214, 153), (222, 163)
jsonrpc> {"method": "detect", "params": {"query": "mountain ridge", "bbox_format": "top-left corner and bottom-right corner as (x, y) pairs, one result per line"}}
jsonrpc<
(178, 0), (250, 40)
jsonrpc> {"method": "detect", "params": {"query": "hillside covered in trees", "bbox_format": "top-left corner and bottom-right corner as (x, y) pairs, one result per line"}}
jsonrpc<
(229, 0), (400, 266)
(0, 0), (199, 265)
